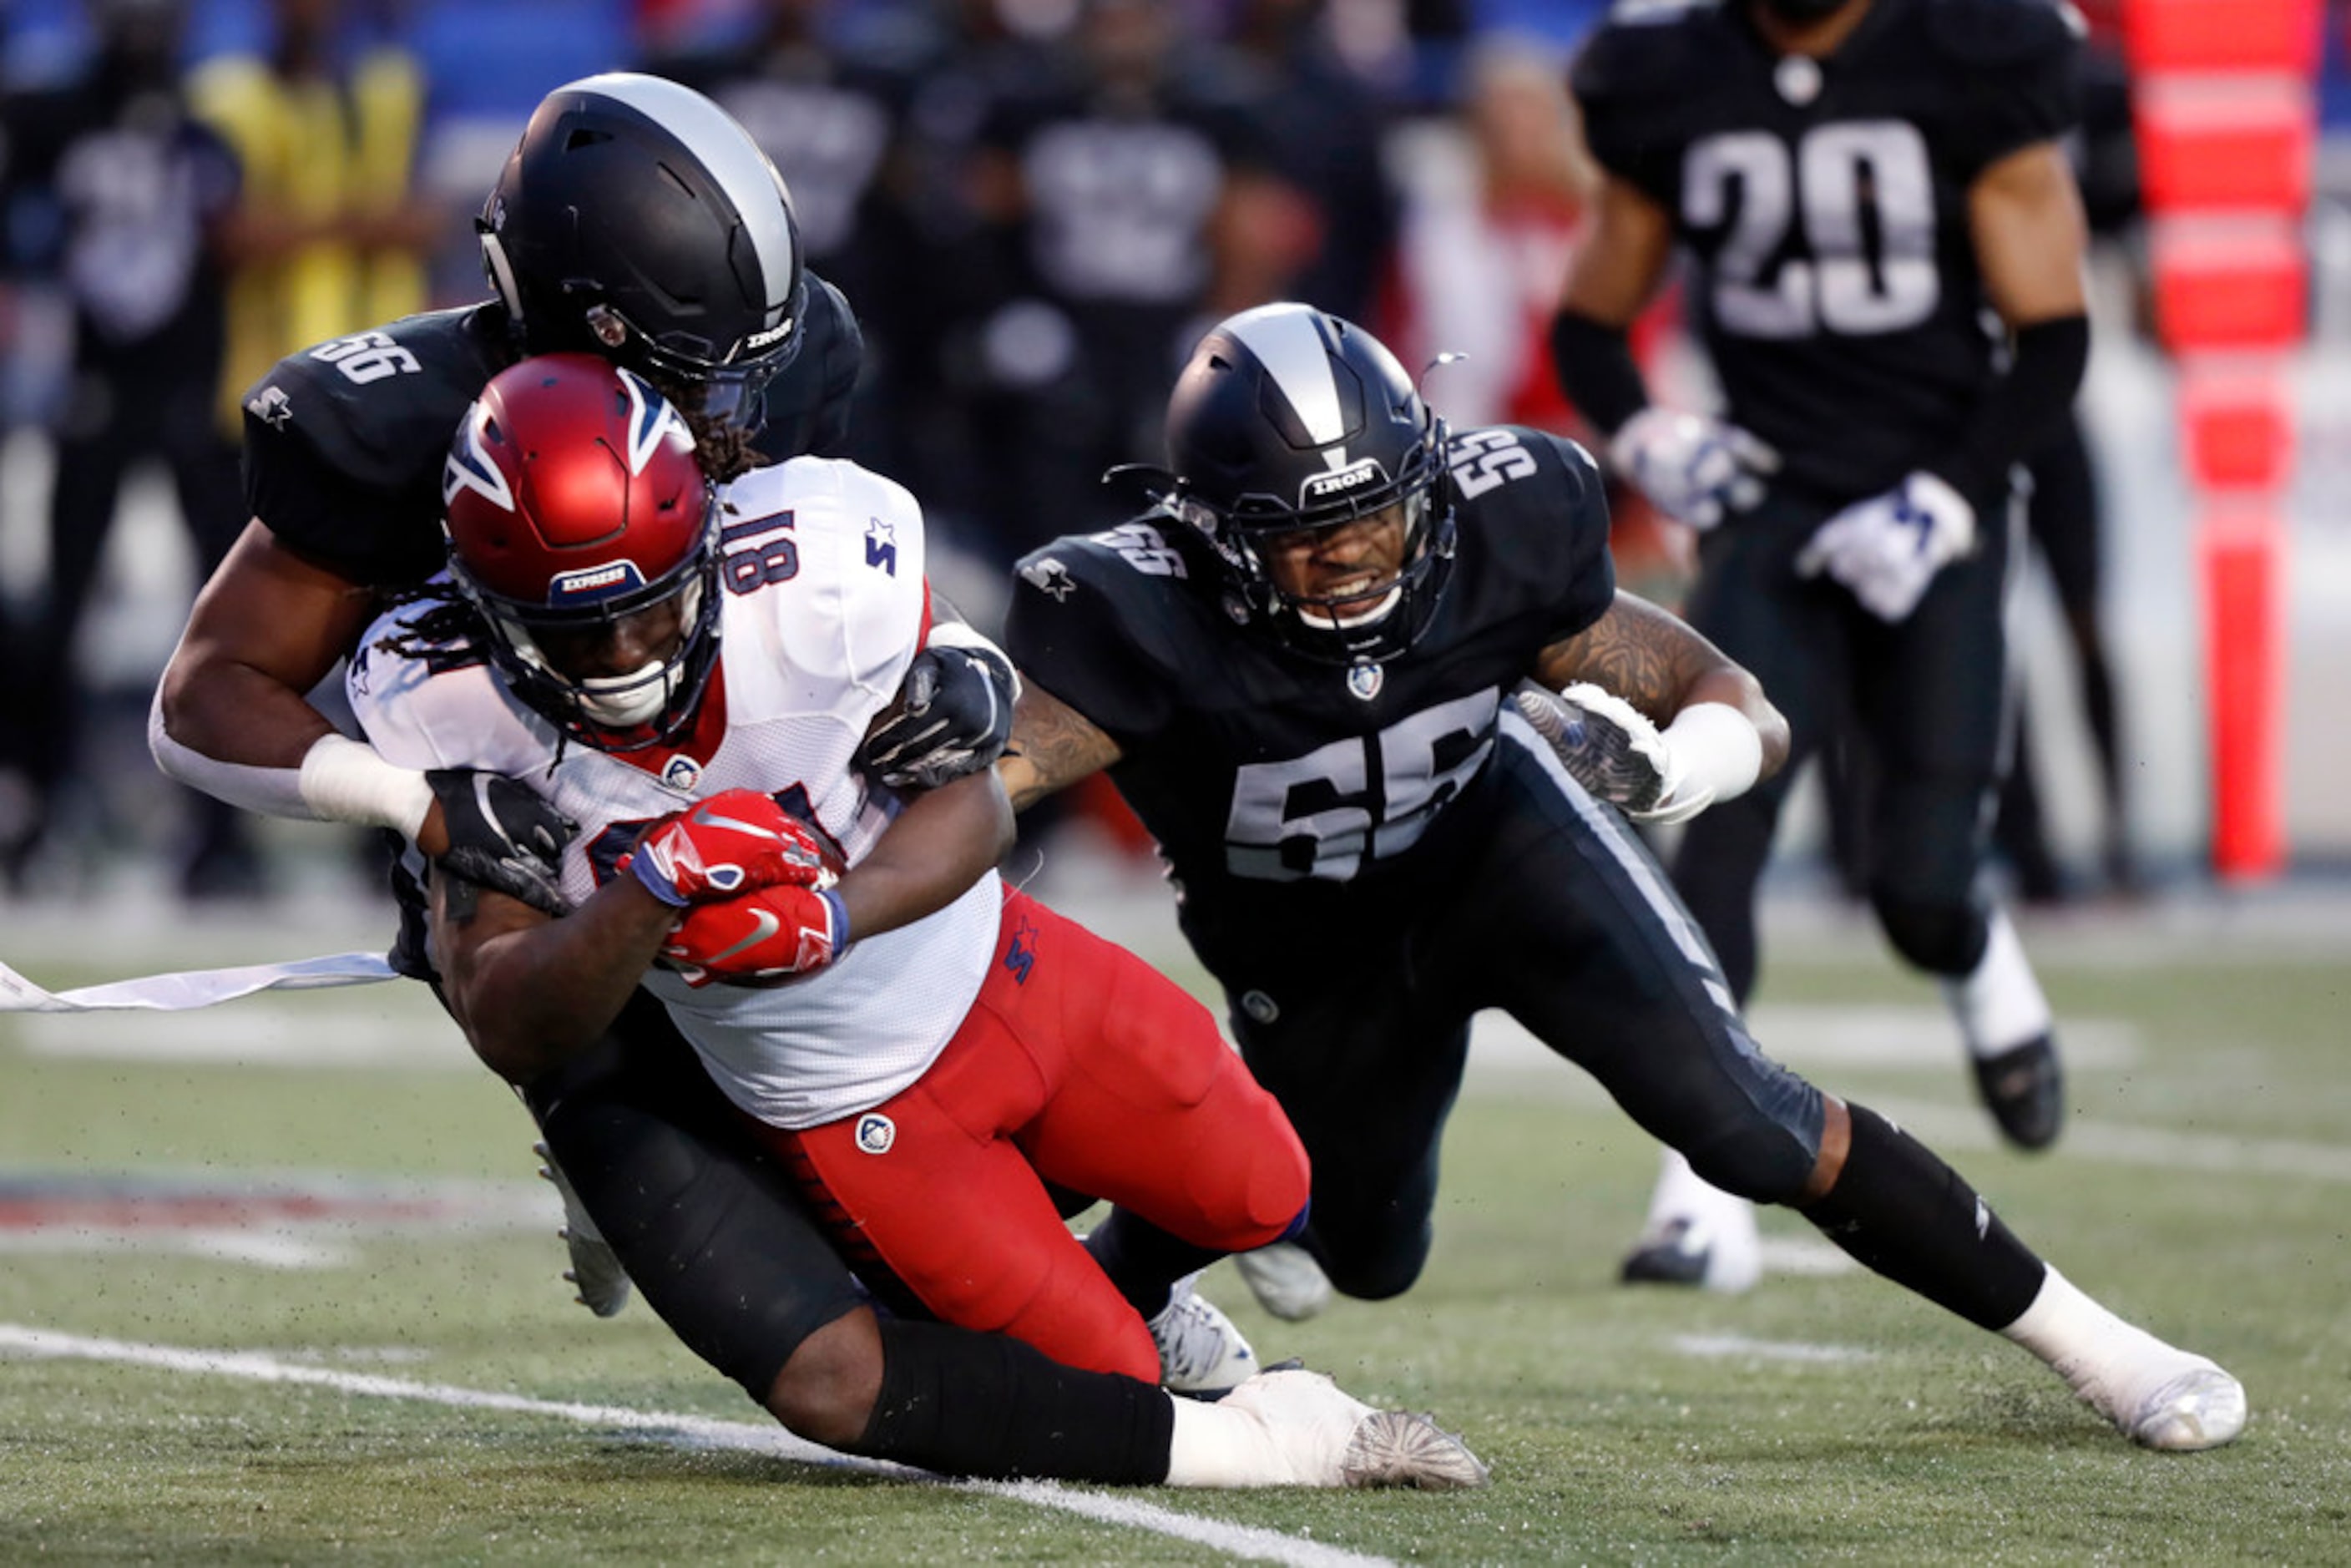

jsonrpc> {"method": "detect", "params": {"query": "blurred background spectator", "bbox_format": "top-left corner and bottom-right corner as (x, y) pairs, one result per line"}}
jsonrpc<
(2, 0), (2349, 903)
(0, 0), (251, 897)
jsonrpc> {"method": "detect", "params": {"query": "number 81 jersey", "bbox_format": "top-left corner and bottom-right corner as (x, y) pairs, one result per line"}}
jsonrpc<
(1572, 0), (2083, 501)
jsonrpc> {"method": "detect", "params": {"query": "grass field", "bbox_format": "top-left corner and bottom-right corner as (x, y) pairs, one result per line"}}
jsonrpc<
(3, 886), (2348, 1565)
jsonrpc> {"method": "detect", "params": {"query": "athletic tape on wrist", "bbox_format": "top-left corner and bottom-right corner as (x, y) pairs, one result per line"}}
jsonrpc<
(296, 733), (435, 838)
(1662, 703), (1763, 807)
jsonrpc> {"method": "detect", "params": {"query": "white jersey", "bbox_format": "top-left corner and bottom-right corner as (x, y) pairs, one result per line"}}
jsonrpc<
(349, 456), (1000, 1130)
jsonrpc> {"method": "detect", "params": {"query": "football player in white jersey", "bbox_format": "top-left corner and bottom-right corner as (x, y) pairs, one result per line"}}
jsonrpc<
(347, 352), (1489, 1490)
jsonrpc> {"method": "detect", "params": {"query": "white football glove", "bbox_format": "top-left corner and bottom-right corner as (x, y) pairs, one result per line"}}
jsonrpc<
(1795, 471), (1976, 623)
(1511, 682), (1714, 825)
(1608, 407), (1781, 531)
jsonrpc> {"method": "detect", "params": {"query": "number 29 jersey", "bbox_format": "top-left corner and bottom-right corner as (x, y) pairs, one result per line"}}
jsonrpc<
(1572, 0), (2082, 501)
(1004, 427), (1615, 970)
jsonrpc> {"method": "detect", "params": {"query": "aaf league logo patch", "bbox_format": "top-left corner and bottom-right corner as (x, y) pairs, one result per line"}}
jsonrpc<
(662, 754), (703, 791)
(855, 1114), (896, 1155)
(1346, 662), (1384, 702)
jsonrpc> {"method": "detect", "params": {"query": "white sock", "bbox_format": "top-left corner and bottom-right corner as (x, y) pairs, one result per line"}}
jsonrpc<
(1165, 1392), (1290, 1487)
(2001, 1266), (2207, 1400)
(1942, 907), (2051, 1059)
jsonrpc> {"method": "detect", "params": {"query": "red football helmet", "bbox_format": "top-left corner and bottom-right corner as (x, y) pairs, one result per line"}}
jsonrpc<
(442, 352), (722, 750)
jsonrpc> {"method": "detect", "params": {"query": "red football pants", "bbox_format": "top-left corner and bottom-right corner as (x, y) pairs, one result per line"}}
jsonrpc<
(754, 888), (1307, 1383)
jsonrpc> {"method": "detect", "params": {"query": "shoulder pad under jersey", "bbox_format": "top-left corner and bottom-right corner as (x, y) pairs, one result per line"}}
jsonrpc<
(1922, 0), (2086, 70)
(247, 306), (506, 493)
(1572, 0), (1724, 104)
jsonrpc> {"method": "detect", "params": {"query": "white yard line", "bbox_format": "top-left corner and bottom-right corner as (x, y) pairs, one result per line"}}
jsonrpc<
(0, 1324), (1395, 1568)
(1673, 1333), (1878, 1365)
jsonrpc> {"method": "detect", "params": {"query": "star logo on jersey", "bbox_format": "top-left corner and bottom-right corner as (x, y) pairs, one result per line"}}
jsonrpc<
(1346, 662), (1385, 702)
(245, 385), (294, 429)
(855, 1113), (897, 1155)
(1003, 913), (1039, 984)
(1021, 558), (1076, 602)
(866, 516), (898, 576)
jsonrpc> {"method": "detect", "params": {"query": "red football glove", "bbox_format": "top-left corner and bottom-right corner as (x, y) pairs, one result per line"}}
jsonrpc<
(627, 790), (828, 907)
(661, 883), (851, 987)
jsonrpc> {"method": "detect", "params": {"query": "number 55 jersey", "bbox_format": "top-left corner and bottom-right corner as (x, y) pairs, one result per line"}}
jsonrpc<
(1004, 425), (1615, 974)
(1571, 0), (2083, 502)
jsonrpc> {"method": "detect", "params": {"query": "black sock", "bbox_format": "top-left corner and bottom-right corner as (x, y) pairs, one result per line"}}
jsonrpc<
(1800, 1103), (2047, 1330)
(857, 1317), (1174, 1483)
(1084, 1207), (1227, 1317)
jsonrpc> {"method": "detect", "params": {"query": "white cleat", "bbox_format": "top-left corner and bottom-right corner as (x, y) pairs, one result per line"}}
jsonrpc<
(534, 1142), (632, 1318)
(2071, 1351), (2248, 1452)
(1150, 1273), (1258, 1396)
(1235, 1242), (1334, 1323)
(1216, 1368), (1490, 1490)
(2005, 1268), (2247, 1452)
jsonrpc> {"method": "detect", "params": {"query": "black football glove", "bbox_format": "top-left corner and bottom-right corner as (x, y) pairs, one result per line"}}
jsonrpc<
(862, 642), (1017, 790)
(426, 769), (577, 917)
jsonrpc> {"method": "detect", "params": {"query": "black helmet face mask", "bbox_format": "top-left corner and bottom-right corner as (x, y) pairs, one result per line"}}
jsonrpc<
(1160, 304), (1457, 666)
(478, 72), (807, 437)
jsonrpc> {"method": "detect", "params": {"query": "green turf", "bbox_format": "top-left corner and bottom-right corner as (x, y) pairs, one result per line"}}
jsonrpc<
(3, 933), (2345, 1564)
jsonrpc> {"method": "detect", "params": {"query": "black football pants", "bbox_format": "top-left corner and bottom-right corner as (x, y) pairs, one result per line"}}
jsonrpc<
(1672, 482), (2017, 1002)
(1210, 716), (1828, 1301)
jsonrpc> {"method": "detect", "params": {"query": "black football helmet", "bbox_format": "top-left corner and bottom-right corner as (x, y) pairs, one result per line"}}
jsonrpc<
(1154, 302), (1455, 665)
(478, 73), (807, 434)
(442, 354), (723, 752)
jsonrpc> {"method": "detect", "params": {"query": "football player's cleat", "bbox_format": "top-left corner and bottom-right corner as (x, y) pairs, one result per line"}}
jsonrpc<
(1971, 1034), (2065, 1151)
(1234, 1241), (1333, 1323)
(1619, 1212), (1762, 1295)
(1211, 1368), (1492, 1489)
(534, 1141), (631, 1318)
(1148, 1273), (1259, 1397)
(2005, 1267), (2248, 1451)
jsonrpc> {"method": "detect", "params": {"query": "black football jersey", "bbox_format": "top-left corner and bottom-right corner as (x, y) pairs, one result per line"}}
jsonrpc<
(1574, 0), (2082, 500)
(1006, 427), (1614, 938)
(237, 276), (866, 587)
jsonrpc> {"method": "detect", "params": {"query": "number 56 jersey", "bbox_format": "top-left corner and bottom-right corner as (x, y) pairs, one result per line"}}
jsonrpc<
(1004, 425), (1614, 973)
(349, 455), (1001, 1130)
(1572, 0), (2083, 501)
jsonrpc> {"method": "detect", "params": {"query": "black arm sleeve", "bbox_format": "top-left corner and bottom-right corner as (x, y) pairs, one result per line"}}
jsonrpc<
(1548, 308), (1651, 441)
(1924, 315), (2090, 503)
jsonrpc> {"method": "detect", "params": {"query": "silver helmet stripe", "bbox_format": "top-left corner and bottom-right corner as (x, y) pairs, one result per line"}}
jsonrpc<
(1222, 303), (1347, 448)
(573, 73), (800, 334)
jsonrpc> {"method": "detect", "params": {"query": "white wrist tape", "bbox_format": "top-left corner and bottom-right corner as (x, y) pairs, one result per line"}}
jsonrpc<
(1661, 703), (1763, 808)
(296, 733), (435, 838)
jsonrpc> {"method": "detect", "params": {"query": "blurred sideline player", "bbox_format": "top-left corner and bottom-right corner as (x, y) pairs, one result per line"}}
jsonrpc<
(1000, 301), (2242, 1453)
(1552, 0), (2086, 1288)
(147, 72), (1459, 1489)
(345, 353), (1484, 1486)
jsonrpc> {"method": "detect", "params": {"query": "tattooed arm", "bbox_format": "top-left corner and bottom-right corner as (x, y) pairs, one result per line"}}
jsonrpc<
(997, 681), (1126, 812)
(1531, 590), (1790, 781)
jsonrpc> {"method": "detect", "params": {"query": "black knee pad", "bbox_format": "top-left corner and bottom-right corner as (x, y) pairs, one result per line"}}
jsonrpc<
(1872, 893), (1988, 978)
(1683, 1120), (1819, 1206)
(1313, 1222), (1430, 1302)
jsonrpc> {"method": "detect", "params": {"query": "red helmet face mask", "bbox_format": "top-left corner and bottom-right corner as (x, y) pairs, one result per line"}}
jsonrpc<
(442, 352), (723, 751)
